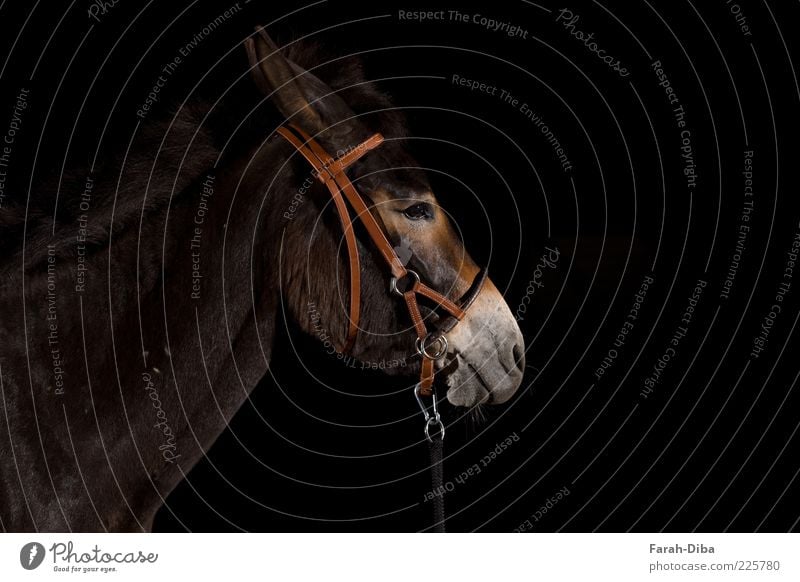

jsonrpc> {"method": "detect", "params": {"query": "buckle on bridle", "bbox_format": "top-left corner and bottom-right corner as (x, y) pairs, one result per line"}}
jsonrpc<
(414, 385), (445, 442)
(415, 333), (448, 360)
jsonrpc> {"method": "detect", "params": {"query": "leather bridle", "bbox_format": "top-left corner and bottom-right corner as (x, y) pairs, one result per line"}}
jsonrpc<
(277, 123), (486, 413)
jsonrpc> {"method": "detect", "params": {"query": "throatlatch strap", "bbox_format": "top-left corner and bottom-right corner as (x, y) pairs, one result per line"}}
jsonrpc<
(277, 125), (371, 352)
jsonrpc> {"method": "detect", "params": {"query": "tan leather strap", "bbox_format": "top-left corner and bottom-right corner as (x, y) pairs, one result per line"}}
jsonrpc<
(414, 281), (465, 320)
(277, 123), (483, 397)
(403, 290), (434, 392)
(327, 134), (385, 177)
(277, 125), (364, 351)
(285, 124), (408, 278)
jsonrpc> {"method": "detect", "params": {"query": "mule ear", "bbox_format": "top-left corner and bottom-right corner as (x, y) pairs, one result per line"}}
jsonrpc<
(245, 27), (323, 132)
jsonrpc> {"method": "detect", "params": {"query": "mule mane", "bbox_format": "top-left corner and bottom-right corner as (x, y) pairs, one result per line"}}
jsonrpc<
(0, 38), (406, 272)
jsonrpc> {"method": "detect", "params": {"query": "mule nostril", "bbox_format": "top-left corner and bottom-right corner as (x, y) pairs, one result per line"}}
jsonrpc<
(512, 343), (525, 372)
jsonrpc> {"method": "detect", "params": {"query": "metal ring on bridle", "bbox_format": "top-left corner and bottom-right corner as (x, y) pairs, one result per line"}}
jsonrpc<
(414, 384), (445, 443)
(424, 416), (445, 442)
(389, 269), (420, 297)
(416, 334), (448, 360)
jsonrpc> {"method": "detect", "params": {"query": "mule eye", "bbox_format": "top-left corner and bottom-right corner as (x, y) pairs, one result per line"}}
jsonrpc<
(402, 203), (433, 221)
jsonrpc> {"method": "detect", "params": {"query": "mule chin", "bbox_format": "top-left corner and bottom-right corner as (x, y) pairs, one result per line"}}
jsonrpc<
(438, 279), (526, 408)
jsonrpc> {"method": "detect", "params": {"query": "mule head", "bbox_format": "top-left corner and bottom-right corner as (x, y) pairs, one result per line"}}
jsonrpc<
(246, 29), (525, 406)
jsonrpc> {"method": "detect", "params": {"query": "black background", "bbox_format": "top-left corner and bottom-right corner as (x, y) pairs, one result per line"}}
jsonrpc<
(2, 0), (800, 532)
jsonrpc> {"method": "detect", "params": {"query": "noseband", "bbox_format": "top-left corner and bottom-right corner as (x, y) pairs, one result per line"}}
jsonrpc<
(277, 124), (486, 401)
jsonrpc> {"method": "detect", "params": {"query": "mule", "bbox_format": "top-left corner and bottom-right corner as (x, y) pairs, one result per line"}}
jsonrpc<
(0, 29), (524, 531)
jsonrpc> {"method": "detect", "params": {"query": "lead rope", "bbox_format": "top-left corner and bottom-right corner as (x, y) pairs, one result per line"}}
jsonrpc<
(428, 439), (446, 533)
(415, 385), (446, 532)
(429, 437), (446, 532)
